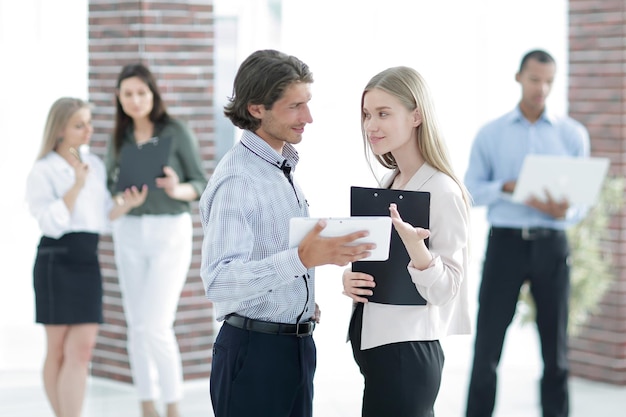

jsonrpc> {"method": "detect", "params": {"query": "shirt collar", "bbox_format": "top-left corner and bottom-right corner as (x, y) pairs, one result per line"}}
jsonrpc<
(239, 130), (300, 170)
(46, 151), (73, 172)
(508, 105), (555, 125)
(381, 162), (438, 190)
(123, 119), (168, 143)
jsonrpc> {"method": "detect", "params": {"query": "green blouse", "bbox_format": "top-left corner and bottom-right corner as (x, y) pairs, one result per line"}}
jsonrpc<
(105, 117), (208, 216)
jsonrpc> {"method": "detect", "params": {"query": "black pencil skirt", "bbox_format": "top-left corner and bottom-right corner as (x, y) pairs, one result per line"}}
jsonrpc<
(33, 232), (103, 325)
(349, 303), (445, 417)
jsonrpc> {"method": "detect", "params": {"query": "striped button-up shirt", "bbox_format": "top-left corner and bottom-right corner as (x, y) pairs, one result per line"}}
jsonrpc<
(200, 130), (314, 324)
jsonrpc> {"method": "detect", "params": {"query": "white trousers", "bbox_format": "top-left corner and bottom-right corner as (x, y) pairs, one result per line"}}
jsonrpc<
(113, 212), (192, 403)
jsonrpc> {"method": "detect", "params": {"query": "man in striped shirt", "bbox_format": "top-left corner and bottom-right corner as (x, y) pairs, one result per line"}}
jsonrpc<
(199, 49), (374, 417)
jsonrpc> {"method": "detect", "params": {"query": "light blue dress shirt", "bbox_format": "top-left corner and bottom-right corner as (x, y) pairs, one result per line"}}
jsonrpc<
(199, 130), (314, 324)
(464, 106), (590, 230)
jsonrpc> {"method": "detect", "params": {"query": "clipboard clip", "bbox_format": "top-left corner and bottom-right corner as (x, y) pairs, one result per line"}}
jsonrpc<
(373, 191), (404, 200)
(136, 136), (160, 149)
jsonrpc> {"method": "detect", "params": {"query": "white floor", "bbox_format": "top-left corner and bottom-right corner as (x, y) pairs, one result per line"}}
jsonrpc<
(2, 273), (625, 417)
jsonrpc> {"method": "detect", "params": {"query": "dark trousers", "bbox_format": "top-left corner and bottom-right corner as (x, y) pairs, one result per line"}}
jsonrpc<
(466, 228), (570, 417)
(210, 322), (316, 417)
(349, 303), (444, 417)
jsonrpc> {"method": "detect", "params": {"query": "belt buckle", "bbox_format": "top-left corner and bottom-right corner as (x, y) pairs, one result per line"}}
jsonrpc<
(521, 228), (534, 240)
(296, 321), (314, 337)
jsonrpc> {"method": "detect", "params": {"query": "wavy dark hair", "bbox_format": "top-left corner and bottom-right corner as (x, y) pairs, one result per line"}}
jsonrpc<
(113, 63), (169, 155)
(224, 49), (314, 131)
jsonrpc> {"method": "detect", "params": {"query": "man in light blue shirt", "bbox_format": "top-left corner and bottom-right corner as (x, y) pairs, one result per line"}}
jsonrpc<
(199, 49), (375, 417)
(464, 50), (590, 417)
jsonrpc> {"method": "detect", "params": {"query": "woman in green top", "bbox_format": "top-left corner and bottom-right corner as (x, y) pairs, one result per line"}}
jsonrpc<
(105, 63), (208, 417)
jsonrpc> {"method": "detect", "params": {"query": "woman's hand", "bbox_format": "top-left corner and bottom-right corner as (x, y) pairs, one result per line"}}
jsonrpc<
(63, 159), (90, 212)
(122, 184), (149, 209)
(389, 203), (430, 244)
(342, 268), (375, 303)
(389, 203), (433, 270)
(155, 166), (199, 202)
(71, 160), (90, 189)
(156, 166), (180, 198)
(109, 185), (148, 220)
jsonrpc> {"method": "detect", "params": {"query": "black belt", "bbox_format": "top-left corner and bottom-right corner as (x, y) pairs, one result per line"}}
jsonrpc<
(491, 227), (565, 241)
(224, 314), (315, 337)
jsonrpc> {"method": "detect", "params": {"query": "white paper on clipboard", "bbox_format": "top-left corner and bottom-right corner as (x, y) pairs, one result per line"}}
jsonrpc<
(288, 217), (392, 261)
(512, 154), (610, 206)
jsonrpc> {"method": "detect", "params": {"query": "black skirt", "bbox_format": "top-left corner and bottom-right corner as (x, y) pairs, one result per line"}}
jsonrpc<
(33, 232), (103, 325)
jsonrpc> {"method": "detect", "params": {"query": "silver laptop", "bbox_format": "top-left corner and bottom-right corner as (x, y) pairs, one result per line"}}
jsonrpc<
(512, 155), (610, 206)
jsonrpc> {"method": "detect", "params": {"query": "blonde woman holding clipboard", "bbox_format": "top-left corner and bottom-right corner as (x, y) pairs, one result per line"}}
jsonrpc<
(342, 67), (472, 417)
(105, 64), (207, 417)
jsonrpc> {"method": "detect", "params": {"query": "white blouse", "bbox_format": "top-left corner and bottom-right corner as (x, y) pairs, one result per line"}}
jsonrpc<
(26, 151), (113, 239)
(357, 163), (472, 350)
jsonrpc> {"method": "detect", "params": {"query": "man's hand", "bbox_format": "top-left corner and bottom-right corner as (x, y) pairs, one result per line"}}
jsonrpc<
(502, 180), (516, 194)
(314, 303), (321, 323)
(526, 188), (569, 219)
(298, 219), (376, 268)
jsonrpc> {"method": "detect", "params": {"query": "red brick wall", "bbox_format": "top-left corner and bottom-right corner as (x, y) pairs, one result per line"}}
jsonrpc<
(568, 0), (626, 385)
(88, 0), (215, 382)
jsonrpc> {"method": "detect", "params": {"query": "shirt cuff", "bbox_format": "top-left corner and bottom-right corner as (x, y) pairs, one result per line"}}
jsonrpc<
(42, 199), (71, 237)
(408, 255), (442, 288)
(273, 247), (308, 281)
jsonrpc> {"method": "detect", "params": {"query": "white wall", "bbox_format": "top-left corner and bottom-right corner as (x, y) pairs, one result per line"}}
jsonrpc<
(279, 0), (568, 217)
(0, 0), (88, 368)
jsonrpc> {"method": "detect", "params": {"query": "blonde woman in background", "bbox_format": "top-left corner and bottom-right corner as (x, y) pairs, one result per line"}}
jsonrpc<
(26, 97), (146, 417)
(342, 67), (472, 417)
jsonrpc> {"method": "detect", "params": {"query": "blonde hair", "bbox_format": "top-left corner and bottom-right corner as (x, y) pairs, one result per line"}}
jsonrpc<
(361, 66), (471, 211)
(36, 97), (90, 160)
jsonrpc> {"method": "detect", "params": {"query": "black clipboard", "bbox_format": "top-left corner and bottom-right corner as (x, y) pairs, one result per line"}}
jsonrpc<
(350, 186), (430, 305)
(116, 136), (172, 191)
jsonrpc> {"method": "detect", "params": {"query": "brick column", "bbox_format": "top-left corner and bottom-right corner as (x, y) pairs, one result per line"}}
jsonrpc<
(568, 0), (626, 385)
(88, 0), (215, 382)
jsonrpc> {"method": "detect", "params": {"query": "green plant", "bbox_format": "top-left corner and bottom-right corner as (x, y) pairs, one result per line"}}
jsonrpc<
(518, 175), (624, 335)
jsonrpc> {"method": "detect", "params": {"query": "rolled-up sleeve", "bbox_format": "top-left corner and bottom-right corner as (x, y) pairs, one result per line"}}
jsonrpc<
(408, 189), (468, 305)
(26, 166), (71, 239)
(176, 121), (208, 198)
